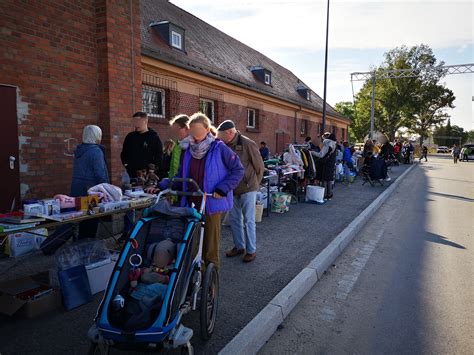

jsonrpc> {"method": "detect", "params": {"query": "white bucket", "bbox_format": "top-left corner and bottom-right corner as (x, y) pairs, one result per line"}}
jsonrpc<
(306, 185), (325, 203)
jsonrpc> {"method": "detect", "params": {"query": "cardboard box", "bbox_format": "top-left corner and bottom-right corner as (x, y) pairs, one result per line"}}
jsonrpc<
(76, 195), (100, 211)
(0, 273), (61, 318)
(40, 199), (61, 216)
(23, 203), (44, 217)
(85, 257), (116, 294)
(5, 228), (48, 257)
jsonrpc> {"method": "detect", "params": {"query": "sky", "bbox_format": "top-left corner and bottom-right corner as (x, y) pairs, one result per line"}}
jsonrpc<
(171, 0), (473, 131)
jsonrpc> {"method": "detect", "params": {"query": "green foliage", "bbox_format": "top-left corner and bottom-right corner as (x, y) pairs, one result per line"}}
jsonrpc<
(433, 120), (469, 145)
(340, 44), (457, 142)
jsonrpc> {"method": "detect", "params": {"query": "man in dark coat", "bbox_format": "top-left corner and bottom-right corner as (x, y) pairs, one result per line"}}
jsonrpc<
(121, 111), (163, 181)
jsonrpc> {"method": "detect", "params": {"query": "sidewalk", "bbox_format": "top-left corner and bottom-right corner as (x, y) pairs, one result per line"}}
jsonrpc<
(0, 164), (410, 354)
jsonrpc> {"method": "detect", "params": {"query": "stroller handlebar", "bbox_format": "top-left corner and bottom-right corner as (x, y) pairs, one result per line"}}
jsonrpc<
(171, 178), (204, 196)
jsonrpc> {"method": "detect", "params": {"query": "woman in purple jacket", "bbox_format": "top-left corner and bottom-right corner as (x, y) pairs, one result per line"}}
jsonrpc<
(159, 112), (244, 271)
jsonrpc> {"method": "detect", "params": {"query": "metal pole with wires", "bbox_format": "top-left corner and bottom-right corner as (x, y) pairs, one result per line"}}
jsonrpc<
(321, 0), (330, 137)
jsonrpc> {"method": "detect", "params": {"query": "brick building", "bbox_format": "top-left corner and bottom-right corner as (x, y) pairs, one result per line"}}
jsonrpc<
(0, 0), (349, 212)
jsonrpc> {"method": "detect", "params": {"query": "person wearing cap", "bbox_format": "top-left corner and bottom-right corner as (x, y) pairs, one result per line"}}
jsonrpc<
(120, 111), (164, 180)
(311, 132), (337, 200)
(217, 120), (265, 262)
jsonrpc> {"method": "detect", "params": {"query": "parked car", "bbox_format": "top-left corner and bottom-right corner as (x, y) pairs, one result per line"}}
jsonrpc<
(437, 146), (449, 153)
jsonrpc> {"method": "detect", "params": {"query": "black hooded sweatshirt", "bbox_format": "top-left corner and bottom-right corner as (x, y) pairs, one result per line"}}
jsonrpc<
(120, 128), (163, 178)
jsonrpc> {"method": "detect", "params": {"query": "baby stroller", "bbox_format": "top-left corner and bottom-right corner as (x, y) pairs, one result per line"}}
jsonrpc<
(88, 178), (219, 354)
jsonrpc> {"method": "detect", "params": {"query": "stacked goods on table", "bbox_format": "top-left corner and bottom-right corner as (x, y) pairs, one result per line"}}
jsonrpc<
(1, 183), (155, 257)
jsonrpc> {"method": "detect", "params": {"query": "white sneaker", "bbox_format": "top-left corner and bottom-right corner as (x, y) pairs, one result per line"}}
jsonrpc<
(385, 177), (391, 182)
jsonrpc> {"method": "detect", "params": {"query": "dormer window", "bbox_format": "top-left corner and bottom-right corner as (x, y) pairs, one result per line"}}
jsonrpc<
(250, 66), (272, 86)
(171, 31), (182, 49)
(150, 21), (185, 52)
(264, 73), (271, 85)
(297, 85), (311, 101)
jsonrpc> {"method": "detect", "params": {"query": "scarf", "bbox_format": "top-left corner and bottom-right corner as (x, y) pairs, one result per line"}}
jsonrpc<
(187, 133), (215, 160)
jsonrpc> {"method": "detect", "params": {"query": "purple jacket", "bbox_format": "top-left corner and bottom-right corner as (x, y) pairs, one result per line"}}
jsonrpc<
(161, 140), (244, 215)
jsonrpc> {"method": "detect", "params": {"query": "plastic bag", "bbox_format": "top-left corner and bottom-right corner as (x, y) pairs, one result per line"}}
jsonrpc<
(56, 240), (112, 271)
(271, 192), (291, 213)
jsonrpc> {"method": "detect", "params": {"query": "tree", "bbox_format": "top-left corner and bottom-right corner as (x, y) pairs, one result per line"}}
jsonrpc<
(433, 121), (469, 146)
(334, 101), (368, 142)
(468, 130), (474, 143)
(354, 44), (454, 140)
(408, 83), (455, 145)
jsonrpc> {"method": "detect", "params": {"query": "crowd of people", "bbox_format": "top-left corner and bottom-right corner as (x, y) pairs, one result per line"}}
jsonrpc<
(73, 111), (469, 273)
(70, 112), (268, 274)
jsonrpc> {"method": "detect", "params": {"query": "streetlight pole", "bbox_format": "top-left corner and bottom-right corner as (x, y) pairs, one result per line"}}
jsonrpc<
(321, 0), (330, 137)
(370, 71), (376, 138)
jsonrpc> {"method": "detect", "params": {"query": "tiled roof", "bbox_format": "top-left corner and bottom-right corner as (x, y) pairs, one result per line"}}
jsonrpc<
(140, 0), (348, 121)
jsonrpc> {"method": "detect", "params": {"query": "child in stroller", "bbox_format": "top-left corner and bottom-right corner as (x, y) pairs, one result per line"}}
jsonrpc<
(89, 179), (219, 354)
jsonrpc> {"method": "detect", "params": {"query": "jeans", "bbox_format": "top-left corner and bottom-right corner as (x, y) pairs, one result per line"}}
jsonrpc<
(229, 191), (257, 254)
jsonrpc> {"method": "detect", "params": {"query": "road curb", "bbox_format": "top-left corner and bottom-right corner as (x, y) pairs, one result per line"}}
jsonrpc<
(219, 164), (416, 355)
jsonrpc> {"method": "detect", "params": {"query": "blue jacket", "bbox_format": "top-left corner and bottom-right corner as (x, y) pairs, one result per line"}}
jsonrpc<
(161, 140), (244, 215)
(343, 147), (352, 164)
(71, 144), (109, 197)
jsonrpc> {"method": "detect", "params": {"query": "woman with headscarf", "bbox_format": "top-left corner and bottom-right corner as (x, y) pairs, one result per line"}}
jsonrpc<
(71, 125), (109, 238)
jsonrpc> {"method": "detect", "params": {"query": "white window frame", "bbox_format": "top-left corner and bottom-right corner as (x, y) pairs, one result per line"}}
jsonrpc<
(247, 108), (256, 128)
(171, 31), (182, 49)
(142, 85), (165, 118)
(264, 72), (271, 85)
(200, 98), (215, 123)
(306, 90), (311, 101)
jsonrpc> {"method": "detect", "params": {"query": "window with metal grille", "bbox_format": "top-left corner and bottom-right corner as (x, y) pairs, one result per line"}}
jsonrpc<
(199, 98), (215, 123)
(142, 85), (165, 118)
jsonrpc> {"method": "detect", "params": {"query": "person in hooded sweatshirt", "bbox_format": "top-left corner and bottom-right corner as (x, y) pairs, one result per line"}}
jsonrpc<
(71, 125), (109, 238)
(120, 111), (163, 180)
(311, 132), (337, 200)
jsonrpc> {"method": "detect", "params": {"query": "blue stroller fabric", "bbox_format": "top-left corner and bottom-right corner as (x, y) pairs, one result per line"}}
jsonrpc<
(146, 199), (200, 218)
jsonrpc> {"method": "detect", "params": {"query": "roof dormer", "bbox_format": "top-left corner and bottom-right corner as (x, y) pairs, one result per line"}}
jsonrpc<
(296, 84), (311, 101)
(250, 66), (272, 85)
(150, 21), (185, 51)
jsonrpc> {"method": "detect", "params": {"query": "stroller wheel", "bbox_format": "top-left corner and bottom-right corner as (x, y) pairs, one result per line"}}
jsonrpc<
(200, 263), (219, 340)
(88, 342), (110, 355)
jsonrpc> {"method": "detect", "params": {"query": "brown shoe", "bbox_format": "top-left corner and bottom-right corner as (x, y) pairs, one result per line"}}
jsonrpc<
(226, 247), (245, 257)
(243, 253), (256, 262)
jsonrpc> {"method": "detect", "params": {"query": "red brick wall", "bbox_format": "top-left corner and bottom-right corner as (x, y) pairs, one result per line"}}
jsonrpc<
(147, 92), (322, 156)
(0, 0), (141, 199)
(96, 0), (142, 186)
(0, 0), (100, 199)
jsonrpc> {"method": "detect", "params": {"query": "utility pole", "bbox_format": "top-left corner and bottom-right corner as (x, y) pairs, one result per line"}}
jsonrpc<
(370, 72), (375, 138)
(321, 0), (330, 137)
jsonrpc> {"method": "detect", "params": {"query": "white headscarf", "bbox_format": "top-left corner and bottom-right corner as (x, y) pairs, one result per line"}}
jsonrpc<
(82, 125), (102, 144)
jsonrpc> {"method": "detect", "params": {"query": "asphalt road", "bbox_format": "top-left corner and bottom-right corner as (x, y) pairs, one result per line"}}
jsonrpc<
(261, 155), (474, 354)
(0, 163), (410, 355)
